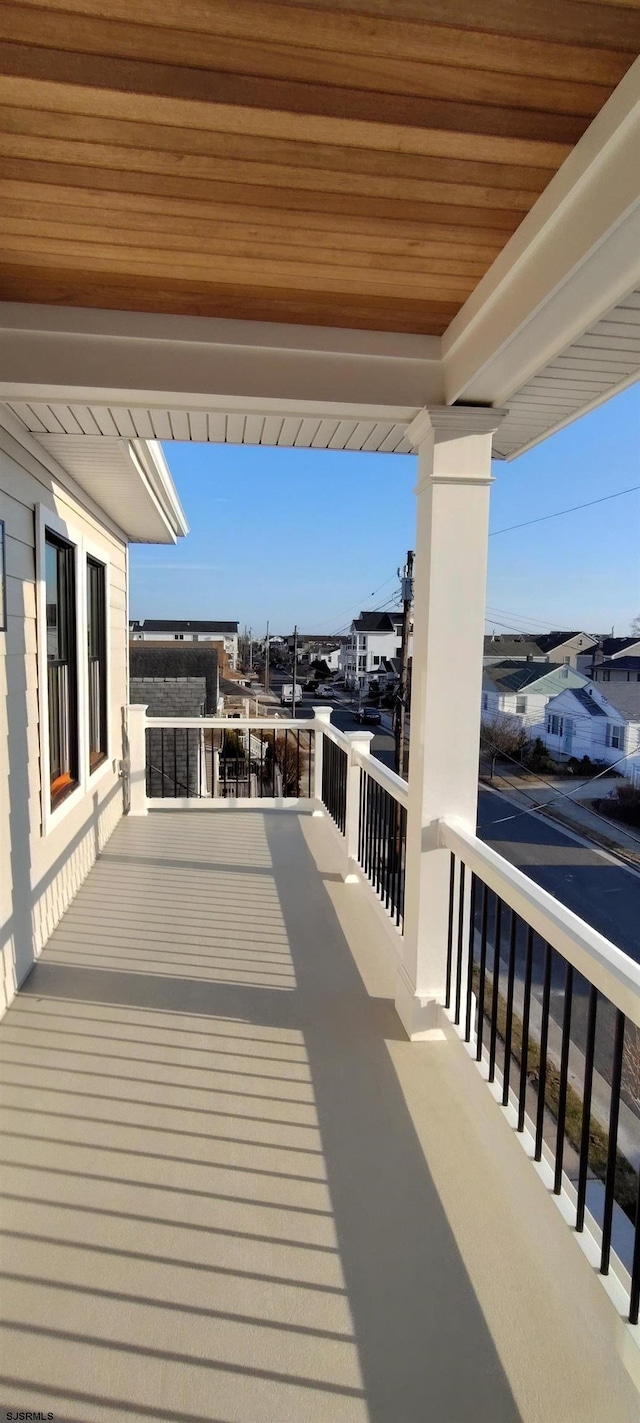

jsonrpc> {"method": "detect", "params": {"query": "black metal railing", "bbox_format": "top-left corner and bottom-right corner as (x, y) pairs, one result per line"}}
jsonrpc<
(358, 768), (407, 929)
(145, 725), (313, 800)
(321, 736), (348, 833)
(445, 852), (640, 1323)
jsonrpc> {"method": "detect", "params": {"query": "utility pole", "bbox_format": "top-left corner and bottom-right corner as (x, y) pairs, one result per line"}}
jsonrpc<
(264, 621), (270, 693)
(394, 550), (414, 778)
(292, 625), (298, 719)
(249, 627), (253, 671)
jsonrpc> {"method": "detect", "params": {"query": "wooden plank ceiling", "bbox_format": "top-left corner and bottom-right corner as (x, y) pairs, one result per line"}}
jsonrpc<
(0, 0), (638, 335)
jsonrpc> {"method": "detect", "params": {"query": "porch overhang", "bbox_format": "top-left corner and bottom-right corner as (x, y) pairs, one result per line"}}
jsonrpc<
(0, 11), (638, 462)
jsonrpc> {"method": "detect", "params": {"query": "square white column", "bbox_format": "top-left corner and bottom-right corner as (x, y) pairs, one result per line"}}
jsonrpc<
(396, 410), (501, 1038)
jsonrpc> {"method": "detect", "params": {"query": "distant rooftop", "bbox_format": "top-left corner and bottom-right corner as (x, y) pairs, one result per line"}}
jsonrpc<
(600, 637), (640, 659)
(130, 619), (239, 634)
(354, 610), (403, 633)
(483, 661), (580, 694)
(597, 683), (640, 721)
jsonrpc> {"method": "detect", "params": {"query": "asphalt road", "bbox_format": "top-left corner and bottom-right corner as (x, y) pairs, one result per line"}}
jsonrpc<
(477, 787), (640, 962)
(264, 682), (640, 959)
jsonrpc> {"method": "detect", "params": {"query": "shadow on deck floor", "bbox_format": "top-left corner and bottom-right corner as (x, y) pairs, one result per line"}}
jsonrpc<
(0, 810), (638, 1423)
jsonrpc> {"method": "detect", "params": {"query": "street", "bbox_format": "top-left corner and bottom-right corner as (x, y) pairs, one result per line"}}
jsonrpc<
(262, 677), (640, 961)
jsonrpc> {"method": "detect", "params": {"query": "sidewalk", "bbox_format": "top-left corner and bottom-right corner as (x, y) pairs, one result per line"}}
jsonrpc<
(483, 769), (640, 871)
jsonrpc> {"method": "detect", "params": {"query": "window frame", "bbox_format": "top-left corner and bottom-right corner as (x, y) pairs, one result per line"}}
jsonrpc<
(85, 537), (111, 782)
(36, 507), (113, 834)
(515, 695), (527, 715)
(36, 505), (85, 833)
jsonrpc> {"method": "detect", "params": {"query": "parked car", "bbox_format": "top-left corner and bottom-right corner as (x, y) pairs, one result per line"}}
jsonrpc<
(316, 684), (334, 698)
(353, 707), (381, 726)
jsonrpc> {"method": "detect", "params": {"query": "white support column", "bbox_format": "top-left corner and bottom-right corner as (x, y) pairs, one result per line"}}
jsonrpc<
(127, 703), (148, 816)
(312, 705), (333, 813)
(344, 730), (373, 881)
(396, 409), (501, 1038)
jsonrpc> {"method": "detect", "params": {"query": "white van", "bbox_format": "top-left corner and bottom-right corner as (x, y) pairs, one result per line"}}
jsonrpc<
(280, 684), (303, 704)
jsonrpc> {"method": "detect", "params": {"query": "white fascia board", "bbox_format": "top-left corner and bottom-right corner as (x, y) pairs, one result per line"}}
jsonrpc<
(129, 439), (189, 539)
(0, 304), (444, 412)
(443, 57), (640, 407)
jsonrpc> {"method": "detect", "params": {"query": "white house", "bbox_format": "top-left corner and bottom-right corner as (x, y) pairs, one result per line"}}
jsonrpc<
(482, 661), (587, 735)
(542, 683), (640, 769)
(344, 610), (407, 691)
(130, 618), (239, 666)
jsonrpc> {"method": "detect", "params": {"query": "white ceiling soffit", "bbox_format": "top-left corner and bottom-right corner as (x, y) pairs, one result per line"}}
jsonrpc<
(493, 288), (640, 460)
(34, 432), (187, 543)
(4, 399), (417, 455)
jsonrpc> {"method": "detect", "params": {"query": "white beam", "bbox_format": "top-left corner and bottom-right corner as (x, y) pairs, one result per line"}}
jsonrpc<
(0, 303), (444, 412)
(443, 57), (640, 408)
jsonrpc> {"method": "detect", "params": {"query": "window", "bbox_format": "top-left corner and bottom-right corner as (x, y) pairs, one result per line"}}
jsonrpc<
(563, 656), (571, 665)
(45, 531), (78, 808)
(358, 654), (366, 671)
(606, 724), (624, 750)
(602, 669), (610, 681)
(87, 556), (107, 770)
(482, 693), (488, 711)
(372, 655), (380, 666)
(358, 635), (366, 650)
(516, 696), (527, 714)
(547, 714), (564, 736)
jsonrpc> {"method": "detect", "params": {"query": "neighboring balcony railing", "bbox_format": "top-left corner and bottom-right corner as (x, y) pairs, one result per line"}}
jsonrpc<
(125, 702), (640, 1328)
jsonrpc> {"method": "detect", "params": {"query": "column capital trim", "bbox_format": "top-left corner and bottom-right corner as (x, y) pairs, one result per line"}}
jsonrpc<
(406, 405), (509, 451)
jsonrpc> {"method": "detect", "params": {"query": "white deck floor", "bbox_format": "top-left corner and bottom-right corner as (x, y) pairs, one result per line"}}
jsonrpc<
(0, 809), (638, 1422)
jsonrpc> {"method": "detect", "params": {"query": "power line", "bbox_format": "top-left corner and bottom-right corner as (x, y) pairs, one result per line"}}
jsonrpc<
(489, 484), (640, 538)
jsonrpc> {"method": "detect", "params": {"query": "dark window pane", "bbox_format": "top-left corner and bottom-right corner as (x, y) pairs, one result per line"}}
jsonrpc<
(87, 556), (107, 767)
(45, 532), (77, 807)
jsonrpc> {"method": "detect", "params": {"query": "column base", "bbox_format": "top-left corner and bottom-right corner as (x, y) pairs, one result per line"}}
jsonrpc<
(395, 965), (446, 1041)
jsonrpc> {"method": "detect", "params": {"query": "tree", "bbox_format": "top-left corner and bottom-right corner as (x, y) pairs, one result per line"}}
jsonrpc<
(480, 716), (529, 780)
(631, 614), (640, 636)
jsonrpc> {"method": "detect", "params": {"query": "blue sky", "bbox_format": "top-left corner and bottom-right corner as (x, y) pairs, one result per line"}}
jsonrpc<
(130, 382), (640, 638)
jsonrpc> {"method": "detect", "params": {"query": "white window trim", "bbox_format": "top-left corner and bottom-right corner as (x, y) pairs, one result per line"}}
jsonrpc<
(84, 532), (112, 789)
(36, 505), (114, 835)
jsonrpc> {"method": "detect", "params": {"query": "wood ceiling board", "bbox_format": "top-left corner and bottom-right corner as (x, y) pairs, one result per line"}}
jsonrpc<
(0, 179), (520, 247)
(0, 75), (574, 168)
(271, 0), (640, 49)
(0, 243), (477, 303)
(10, 1), (637, 80)
(0, 265), (458, 333)
(0, 157), (526, 232)
(0, 42), (593, 145)
(0, 8), (615, 118)
(0, 223), (490, 279)
(0, 106), (556, 194)
(0, 134), (538, 212)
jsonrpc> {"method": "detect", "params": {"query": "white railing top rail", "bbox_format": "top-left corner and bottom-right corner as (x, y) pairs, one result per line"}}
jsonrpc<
(144, 715), (317, 731)
(353, 746), (409, 808)
(319, 720), (352, 754)
(440, 816), (640, 1031)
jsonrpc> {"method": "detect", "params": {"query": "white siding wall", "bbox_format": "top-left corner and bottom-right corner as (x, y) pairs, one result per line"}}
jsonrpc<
(0, 423), (127, 1014)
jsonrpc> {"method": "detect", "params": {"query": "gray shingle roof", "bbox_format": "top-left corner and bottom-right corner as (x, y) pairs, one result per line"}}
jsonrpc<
(569, 687), (607, 717)
(596, 684), (640, 720)
(353, 611), (401, 633)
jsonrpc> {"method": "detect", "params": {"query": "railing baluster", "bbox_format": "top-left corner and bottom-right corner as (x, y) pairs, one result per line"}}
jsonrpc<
(600, 1008), (625, 1275)
(554, 962), (574, 1193)
(488, 897), (503, 1082)
(454, 860), (466, 1026)
(629, 1166), (640, 1325)
(445, 853), (455, 1012)
(534, 943), (553, 1161)
(173, 727), (177, 797)
(576, 984), (598, 1233)
(476, 882), (490, 1062)
(502, 909), (517, 1107)
(464, 875), (477, 1043)
(517, 927), (534, 1133)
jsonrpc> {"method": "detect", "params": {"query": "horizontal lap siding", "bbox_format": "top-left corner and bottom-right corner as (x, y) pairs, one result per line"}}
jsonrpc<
(0, 425), (127, 1013)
